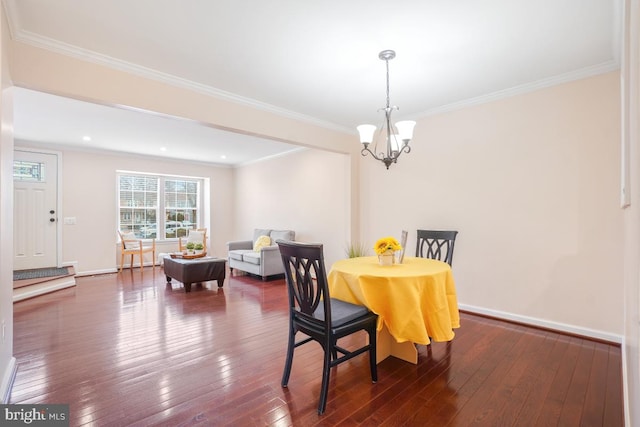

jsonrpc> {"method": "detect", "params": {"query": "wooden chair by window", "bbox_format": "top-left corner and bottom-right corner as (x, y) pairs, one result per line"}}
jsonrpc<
(178, 228), (207, 253)
(415, 230), (458, 266)
(118, 230), (156, 272)
(277, 240), (378, 415)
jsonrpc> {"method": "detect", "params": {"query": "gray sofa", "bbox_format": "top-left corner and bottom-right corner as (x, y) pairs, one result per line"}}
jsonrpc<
(227, 228), (295, 281)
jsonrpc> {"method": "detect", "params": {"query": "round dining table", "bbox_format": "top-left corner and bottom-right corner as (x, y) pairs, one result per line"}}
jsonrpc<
(327, 256), (460, 363)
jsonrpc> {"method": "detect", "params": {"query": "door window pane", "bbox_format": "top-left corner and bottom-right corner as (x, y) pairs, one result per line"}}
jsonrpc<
(13, 161), (45, 182)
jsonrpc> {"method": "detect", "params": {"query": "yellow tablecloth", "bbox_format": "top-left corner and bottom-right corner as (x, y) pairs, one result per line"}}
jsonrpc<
(328, 256), (460, 345)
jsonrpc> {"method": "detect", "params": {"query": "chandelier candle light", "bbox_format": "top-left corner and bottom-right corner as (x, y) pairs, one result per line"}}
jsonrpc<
(358, 50), (416, 169)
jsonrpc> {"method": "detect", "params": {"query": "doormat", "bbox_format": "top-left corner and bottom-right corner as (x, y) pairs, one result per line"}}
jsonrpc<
(13, 267), (69, 281)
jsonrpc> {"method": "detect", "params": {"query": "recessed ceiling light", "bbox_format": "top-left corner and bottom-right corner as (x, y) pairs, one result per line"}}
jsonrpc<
(82, 136), (91, 142)
(220, 155), (227, 159)
(160, 147), (167, 152)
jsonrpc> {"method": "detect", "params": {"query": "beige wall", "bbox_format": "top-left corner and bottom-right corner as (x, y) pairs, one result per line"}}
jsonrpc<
(233, 148), (350, 266)
(13, 147), (236, 274)
(362, 72), (623, 339)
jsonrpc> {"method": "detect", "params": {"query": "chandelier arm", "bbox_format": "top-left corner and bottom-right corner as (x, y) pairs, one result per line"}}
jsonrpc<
(391, 144), (411, 163)
(360, 146), (376, 158)
(385, 110), (393, 159)
(360, 145), (389, 162)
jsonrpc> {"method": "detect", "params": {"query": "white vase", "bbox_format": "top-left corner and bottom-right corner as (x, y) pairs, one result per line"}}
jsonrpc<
(378, 251), (395, 266)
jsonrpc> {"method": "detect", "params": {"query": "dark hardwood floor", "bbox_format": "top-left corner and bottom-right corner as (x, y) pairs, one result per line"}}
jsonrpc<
(10, 268), (623, 426)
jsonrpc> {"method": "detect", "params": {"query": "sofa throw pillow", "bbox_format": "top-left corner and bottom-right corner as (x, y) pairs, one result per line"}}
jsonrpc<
(271, 230), (294, 243)
(122, 232), (140, 250)
(253, 235), (271, 251)
(253, 228), (272, 244)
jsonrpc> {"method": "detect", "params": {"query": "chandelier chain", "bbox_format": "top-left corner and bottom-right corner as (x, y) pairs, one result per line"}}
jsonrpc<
(385, 58), (391, 110)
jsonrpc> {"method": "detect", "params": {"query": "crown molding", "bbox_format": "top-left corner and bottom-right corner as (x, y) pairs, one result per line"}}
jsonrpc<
(8, 17), (620, 133)
(10, 28), (352, 134)
(412, 60), (621, 119)
(14, 139), (237, 168)
(2, 0), (20, 41)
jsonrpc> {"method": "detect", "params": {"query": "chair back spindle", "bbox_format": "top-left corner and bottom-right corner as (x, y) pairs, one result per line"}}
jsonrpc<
(415, 230), (458, 266)
(281, 247), (329, 326)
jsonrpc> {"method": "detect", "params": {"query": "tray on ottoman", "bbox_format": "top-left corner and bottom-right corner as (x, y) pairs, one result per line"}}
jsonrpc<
(170, 252), (207, 259)
(164, 256), (226, 292)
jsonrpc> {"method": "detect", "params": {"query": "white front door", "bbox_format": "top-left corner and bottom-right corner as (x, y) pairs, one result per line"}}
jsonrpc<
(13, 150), (59, 270)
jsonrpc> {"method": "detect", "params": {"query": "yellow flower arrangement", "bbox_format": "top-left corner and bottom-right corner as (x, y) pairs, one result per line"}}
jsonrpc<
(374, 236), (403, 255)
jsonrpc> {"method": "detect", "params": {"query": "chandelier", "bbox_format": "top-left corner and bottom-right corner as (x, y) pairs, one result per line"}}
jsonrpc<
(357, 50), (416, 169)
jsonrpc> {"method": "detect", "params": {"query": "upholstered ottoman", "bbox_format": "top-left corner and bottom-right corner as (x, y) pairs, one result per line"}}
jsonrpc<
(164, 257), (226, 292)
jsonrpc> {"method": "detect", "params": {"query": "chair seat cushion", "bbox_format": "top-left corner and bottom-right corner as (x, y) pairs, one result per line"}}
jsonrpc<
(228, 250), (249, 261)
(314, 298), (371, 327)
(122, 231), (140, 249)
(241, 251), (261, 265)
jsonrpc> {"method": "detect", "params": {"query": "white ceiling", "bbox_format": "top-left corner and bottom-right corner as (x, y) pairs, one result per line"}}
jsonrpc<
(5, 0), (620, 166)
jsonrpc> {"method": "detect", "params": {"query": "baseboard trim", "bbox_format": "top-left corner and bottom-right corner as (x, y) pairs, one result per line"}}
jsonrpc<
(458, 303), (623, 344)
(1, 357), (17, 403)
(75, 268), (118, 277)
(13, 277), (76, 303)
(62, 261), (78, 272)
(76, 263), (161, 277)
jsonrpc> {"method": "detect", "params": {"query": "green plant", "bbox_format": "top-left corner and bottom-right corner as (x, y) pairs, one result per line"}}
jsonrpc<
(194, 242), (204, 251)
(345, 242), (367, 258)
(186, 242), (195, 250)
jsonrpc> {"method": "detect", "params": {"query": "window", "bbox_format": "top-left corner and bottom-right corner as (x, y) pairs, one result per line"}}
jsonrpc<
(118, 173), (202, 240)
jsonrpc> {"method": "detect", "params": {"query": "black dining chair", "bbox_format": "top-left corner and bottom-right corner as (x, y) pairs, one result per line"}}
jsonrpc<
(277, 240), (378, 415)
(415, 230), (459, 266)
